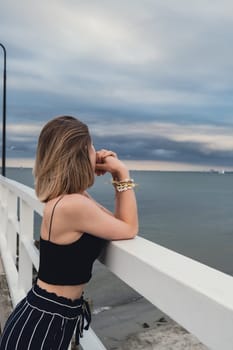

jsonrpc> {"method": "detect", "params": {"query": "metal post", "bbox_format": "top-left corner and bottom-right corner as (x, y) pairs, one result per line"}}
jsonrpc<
(0, 43), (6, 176)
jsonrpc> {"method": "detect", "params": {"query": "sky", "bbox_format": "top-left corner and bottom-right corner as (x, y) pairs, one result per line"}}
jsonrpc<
(1, 0), (233, 170)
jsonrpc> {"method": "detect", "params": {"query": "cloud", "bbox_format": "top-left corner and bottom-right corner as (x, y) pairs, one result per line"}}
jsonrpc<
(91, 120), (233, 151)
(3, 120), (233, 168)
(2, 0), (233, 111)
(2, 0), (233, 168)
(152, 149), (177, 158)
(90, 120), (233, 166)
(7, 123), (42, 136)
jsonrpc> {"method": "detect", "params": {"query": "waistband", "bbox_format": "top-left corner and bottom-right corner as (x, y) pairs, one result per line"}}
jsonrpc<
(26, 284), (91, 344)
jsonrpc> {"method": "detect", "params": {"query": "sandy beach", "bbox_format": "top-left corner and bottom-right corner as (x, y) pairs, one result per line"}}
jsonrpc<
(85, 261), (208, 350)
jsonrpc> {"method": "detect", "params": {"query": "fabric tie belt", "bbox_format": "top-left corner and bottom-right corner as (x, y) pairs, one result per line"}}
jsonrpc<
(75, 295), (92, 344)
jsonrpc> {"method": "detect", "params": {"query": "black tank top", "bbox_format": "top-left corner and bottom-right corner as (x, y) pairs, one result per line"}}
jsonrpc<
(37, 196), (106, 285)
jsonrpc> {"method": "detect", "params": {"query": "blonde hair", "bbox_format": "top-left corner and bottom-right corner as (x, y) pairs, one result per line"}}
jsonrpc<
(33, 116), (94, 202)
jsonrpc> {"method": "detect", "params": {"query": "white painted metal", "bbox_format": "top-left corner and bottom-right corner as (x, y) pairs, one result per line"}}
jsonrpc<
(0, 184), (8, 242)
(0, 231), (25, 305)
(1, 174), (233, 350)
(99, 236), (233, 350)
(7, 190), (17, 264)
(0, 176), (43, 216)
(79, 327), (108, 350)
(18, 199), (34, 292)
(21, 236), (39, 271)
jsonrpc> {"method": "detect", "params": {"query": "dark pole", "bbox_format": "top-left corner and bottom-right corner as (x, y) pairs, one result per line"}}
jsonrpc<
(0, 43), (6, 176)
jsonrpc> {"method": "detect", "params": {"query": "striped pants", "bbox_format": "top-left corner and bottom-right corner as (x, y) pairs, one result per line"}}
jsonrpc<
(0, 284), (91, 350)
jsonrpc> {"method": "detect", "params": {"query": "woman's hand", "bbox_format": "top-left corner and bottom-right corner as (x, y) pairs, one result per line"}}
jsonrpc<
(95, 149), (128, 179)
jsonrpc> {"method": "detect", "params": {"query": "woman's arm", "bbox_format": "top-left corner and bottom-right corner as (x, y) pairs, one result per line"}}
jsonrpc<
(95, 150), (138, 238)
(65, 152), (138, 240)
(83, 191), (114, 216)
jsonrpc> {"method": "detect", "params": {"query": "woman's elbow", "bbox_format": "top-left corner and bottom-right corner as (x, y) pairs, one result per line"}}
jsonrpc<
(125, 225), (138, 239)
(112, 225), (138, 240)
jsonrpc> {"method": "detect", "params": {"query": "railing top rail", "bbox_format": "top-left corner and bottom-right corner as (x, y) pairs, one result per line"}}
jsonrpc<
(0, 174), (43, 215)
(100, 237), (233, 310)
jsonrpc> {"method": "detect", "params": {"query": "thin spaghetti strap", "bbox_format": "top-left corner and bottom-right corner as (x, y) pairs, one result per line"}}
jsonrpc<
(48, 195), (64, 241)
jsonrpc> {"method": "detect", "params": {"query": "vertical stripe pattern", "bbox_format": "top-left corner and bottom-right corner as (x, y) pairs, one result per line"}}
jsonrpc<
(0, 284), (91, 350)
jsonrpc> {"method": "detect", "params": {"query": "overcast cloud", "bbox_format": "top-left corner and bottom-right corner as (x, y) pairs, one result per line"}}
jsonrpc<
(1, 0), (233, 169)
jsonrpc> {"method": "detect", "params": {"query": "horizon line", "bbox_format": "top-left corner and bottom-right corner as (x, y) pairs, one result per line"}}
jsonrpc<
(3, 158), (233, 172)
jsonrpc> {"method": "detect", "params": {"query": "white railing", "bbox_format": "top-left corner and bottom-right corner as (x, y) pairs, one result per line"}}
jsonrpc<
(0, 175), (233, 350)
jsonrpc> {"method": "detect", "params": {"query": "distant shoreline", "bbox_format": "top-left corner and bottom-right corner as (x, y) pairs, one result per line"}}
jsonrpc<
(3, 158), (233, 172)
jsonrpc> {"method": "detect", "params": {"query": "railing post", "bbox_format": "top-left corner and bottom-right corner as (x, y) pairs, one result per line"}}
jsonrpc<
(0, 183), (8, 238)
(0, 182), (4, 229)
(18, 198), (34, 292)
(6, 190), (18, 264)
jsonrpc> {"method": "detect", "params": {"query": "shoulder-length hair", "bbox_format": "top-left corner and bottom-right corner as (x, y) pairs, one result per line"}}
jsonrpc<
(33, 116), (94, 202)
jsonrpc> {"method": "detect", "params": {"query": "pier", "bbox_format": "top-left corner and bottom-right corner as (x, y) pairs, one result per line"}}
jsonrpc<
(0, 174), (233, 349)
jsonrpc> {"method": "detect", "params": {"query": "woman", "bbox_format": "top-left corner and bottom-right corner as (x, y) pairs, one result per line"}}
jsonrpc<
(0, 116), (138, 349)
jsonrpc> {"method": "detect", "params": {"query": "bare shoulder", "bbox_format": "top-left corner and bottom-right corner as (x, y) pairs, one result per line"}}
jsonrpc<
(44, 193), (87, 214)
(42, 193), (96, 240)
(61, 193), (97, 212)
(61, 193), (105, 234)
(59, 193), (100, 224)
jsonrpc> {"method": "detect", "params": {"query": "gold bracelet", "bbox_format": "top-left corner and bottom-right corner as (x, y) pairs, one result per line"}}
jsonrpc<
(112, 178), (137, 192)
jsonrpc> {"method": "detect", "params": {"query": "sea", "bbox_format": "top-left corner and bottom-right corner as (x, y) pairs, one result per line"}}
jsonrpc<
(5, 167), (233, 277)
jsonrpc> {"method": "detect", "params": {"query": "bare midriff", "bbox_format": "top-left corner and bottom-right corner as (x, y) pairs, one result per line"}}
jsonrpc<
(37, 278), (85, 301)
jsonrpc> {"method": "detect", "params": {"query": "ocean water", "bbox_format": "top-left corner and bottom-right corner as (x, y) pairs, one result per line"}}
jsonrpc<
(5, 167), (233, 277)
